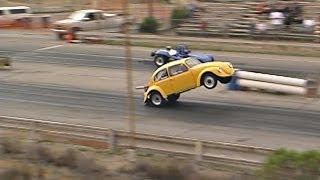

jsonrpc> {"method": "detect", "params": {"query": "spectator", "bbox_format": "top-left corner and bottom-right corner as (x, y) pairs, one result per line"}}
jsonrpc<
(289, 1), (303, 24)
(269, 11), (285, 30)
(303, 19), (316, 33)
(249, 18), (257, 36)
(256, 21), (268, 34)
(200, 20), (208, 31)
(256, 1), (270, 14)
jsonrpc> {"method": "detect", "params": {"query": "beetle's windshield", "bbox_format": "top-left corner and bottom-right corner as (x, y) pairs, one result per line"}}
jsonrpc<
(185, 58), (201, 68)
(69, 11), (85, 21)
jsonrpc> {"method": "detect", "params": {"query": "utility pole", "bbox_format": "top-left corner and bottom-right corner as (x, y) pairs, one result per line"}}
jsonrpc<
(148, 0), (154, 17)
(122, 0), (136, 149)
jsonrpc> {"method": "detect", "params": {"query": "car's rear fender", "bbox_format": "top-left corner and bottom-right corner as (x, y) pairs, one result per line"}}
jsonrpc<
(144, 86), (167, 102)
(190, 54), (214, 62)
(154, 50), (170, 58)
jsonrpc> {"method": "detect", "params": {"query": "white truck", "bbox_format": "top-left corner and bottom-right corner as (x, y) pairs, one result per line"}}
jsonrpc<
(51, 9), (126, 39)
(0, 6), (51, 28)
(0, 6), (32, 27)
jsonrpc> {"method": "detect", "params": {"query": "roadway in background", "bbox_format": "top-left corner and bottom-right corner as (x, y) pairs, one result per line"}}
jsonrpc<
(0, 33), (320, 150)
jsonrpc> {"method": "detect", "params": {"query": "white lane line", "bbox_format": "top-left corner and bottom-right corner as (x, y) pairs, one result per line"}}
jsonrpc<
(36, 45), (64, 51)
(13, 53), (147, 61)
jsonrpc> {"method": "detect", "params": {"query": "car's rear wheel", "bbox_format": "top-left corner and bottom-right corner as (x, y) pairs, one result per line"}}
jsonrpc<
(202, 73), (217, 89)
(154, 55), (168, 67)
(167, 94), (180, 103)
(148, 91), (165, 107)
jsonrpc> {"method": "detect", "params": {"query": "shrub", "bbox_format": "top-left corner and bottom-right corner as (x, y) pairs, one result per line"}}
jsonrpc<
(54, 148), (107, 176)
(171, 7), (189, 26)
(76, 154), (105, 175)
(27, 145), (56, 163)
(54, 148), (79, 168)
(0, 164), (33, 180)
(139, 16), (159, 33)
(0, 138), (22, 154)
(258, 149), (320, 180)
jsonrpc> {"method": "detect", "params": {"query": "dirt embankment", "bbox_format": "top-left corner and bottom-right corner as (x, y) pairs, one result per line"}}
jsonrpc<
(0, 137), (251, 180)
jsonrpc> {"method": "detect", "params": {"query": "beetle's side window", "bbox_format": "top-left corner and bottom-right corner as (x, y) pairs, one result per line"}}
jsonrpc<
(169, 64), (188, 76)
(154, 69), (169, 82)
(185, 58), (201, 68)
(0, 10), (3, 15)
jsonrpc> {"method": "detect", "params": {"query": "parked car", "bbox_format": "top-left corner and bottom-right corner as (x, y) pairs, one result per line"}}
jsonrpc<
(151, 44), (214, 67)
(141, 57), (234, 107)
(0, 6), (50, 28)
(0, 6), (32, 27)
(51, 9), (126, 40)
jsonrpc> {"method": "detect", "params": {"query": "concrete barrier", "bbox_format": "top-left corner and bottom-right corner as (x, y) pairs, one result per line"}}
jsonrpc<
(228, 70), (318, 98)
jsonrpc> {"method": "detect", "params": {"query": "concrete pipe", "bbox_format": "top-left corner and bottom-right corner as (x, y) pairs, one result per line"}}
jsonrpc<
(236, 71), (307, 87)
(238, 79), (306, 95)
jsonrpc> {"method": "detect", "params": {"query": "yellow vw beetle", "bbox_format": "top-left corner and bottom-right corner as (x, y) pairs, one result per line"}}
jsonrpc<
(142, 57), (235, 106)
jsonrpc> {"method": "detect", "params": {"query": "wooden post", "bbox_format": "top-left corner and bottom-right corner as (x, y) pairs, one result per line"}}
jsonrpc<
(195, 141), (203, 161)
(122, 0), (136, 149)
(109, 129), (117, 150)
(148, 0), (154, 17)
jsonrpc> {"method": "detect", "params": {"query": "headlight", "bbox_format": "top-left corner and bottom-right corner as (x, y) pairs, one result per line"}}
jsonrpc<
(228, 63), (233, 69)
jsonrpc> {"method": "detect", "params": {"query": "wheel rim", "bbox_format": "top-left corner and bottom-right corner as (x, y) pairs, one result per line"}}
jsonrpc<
(204, 76), (215, 88)
(151, 93), (162, 106)
(155, 57), (164, 66)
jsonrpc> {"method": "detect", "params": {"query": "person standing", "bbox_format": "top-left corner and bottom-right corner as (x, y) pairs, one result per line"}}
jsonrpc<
(269, 11), (285, 30)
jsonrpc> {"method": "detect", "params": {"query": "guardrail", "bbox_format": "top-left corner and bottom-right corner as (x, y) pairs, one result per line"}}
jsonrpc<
(228, 70), (319, 98)
(0, 115), (275, 170)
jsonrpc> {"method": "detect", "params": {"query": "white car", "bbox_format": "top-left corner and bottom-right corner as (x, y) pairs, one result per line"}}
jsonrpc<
(0, 6), (32, 27)
(51, 9), (126, 39)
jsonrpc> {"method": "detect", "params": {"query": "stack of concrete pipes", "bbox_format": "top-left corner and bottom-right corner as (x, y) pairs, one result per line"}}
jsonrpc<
(228, 70), (318, 98)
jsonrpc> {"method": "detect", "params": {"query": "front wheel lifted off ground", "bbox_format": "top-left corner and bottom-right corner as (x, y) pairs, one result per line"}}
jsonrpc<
(202, 73), (217, 89)
(148, 91), (165, 107)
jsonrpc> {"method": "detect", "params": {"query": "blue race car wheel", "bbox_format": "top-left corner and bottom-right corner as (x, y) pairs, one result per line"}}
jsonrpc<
(154, 55), (168, 67)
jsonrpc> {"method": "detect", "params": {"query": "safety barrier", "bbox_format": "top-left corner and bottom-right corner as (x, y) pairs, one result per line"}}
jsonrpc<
(0, 115), (275, 169)
(228, 70), (318, 98)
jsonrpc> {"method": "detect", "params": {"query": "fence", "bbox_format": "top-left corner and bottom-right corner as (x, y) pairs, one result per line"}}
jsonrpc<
(0, 115), (275, 170)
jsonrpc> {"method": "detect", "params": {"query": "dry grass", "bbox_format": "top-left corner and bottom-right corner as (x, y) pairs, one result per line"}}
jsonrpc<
(127, 160), (222, 180)
(0, 138), (23, 154)
(0, 136), (247, 179)
(0, 139), (109, 179)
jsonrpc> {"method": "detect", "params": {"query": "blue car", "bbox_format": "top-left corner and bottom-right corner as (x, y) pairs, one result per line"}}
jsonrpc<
(151, 44), (214, 67)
